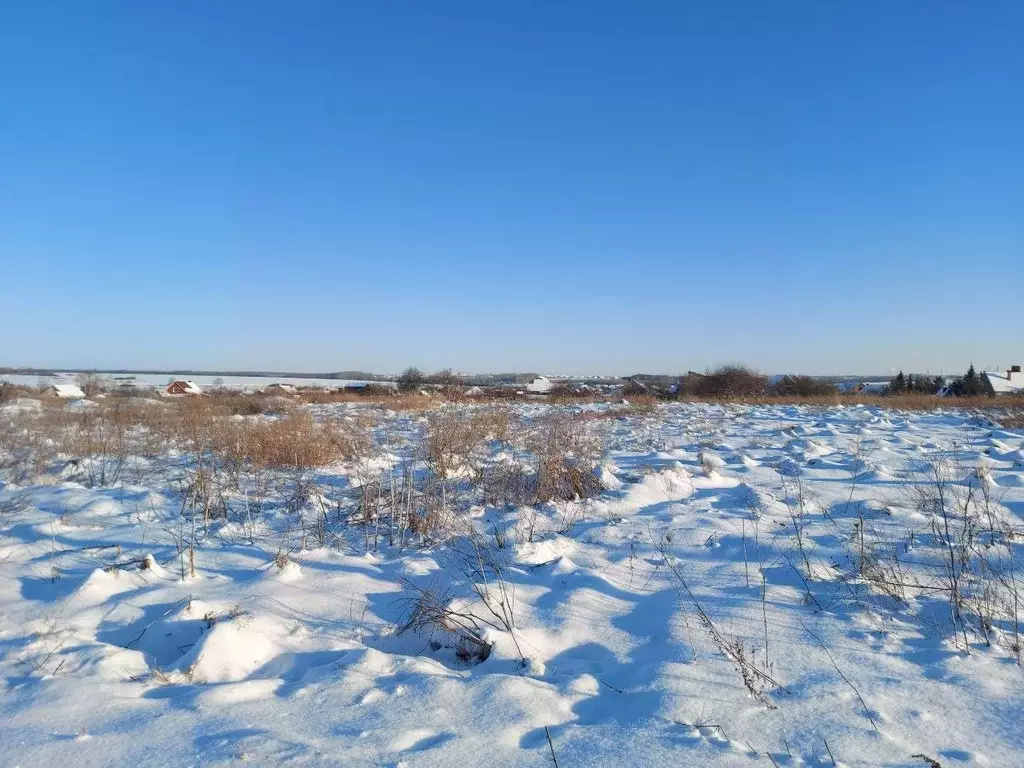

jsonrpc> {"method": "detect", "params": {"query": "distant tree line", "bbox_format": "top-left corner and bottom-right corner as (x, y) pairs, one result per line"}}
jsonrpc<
(389, 362), (999, 400)
(397, 367), (463, 392)
(888, 370), (946, 395)
(889, 365), (988, 397)
(658, 363), (998, 400)
(658, 366), (836, 399)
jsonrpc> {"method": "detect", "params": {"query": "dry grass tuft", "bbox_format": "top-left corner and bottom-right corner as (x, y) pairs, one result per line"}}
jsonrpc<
(527, 412), (604, 503)
(999, 410), (1024, 430)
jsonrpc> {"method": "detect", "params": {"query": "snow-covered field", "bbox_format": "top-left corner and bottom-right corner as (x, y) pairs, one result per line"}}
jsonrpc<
(1, 400), (1022, 767)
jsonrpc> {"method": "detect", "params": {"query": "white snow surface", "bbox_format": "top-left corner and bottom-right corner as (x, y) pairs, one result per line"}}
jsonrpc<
(1, 402), (1023, 766)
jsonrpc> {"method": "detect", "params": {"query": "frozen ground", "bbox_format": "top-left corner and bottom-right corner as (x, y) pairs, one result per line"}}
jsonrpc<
(1, 402), (1023, 767)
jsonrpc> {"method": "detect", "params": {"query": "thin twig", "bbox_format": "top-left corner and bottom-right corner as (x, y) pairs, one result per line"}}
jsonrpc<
(803, 623), (878, 731)
(544, 725), (559, 767)
(123, 595), (192, 649)
(823, 737), (837, 765)
(597, 676), (623, 693)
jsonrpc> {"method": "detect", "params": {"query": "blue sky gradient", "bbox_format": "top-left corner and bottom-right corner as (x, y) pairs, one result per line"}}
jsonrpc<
(2, 1), (1021, 375)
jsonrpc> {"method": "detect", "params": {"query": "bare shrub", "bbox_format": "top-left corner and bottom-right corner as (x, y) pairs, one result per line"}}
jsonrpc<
(768, 375), (837, 397)
(217, 394), (291, 416)
(526, 412), (604, 503)
(397, 367), (426, 393)
(698, 451), (717, 477)
(685, 365), (768, 399)
(470, 406), (512, 444)
(273, 548), (292, 569)
(658, 535), (784, 707)
(776, 462), (817, 579)
(883, 449), (1024, 656)
(0, 408), (57, 483)
(424, 407), (488, 482)
(53, 402), (144, 487)
(623, 394), (658, 412)
(75, 372), (104, 397)
(296, 386), (399, 405)
(396, 576), (494, 664)
(242, 412), (343, 470)
(0, 381), (35, 403)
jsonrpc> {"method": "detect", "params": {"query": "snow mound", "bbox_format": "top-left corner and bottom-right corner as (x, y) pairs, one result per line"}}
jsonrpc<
(787, 438), (831, 456)
(141, 553), (169, 577)
(619, 467), (694, 510)
(80, 498), (120, 516)
(270, 560), (302, 582)
(518, 536), (575, 565)
(173, 613), (288, 683)
(996, 473), (1024, 488)
(70, 642), (150, 682)
(698, 452), (727, 468)
(858, 467), (895, 482)
(595, 464), (623, 490)
(549, 555), (577, 575)
(73, 568), (134, 605)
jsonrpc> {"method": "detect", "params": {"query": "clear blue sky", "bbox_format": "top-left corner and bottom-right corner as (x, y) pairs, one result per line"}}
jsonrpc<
(2, 1), (1021, 375)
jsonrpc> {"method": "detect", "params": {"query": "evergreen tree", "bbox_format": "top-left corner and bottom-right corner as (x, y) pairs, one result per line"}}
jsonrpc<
(891, 370), (906, 393)
(951, 365), (984, 397)
(964, 364), (983, 396)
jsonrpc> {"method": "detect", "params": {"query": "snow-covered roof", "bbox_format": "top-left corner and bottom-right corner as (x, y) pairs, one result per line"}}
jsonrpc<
(843, 381), (889, 395)
(52, 384), (86, 398)
(983, 370), (1024, 395)
(264, 383), (297, 393)
(526, 375), (554, 393)
(168, 380), (203, 395)
(465, 386), (484, 396)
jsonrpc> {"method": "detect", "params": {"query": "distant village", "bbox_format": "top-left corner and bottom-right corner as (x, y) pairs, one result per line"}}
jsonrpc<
(14, 362), (1023, 401)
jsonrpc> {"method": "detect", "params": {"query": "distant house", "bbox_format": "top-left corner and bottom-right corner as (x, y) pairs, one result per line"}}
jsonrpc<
(525, 376), (554, 394)
(51, 383), (86, 399)
(846, 381), (890, 396)
(166, 380), (203, 396)
(264, 383), (297, 395)
(982, 366), (1024, 396)
(623, 377), (650, 394)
